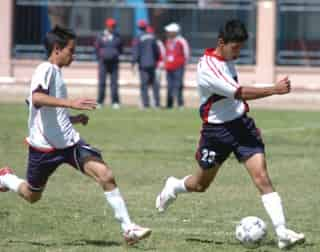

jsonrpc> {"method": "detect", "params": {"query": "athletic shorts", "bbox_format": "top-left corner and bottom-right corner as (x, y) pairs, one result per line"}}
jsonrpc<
(26, 139), (103, 192)
(195, 114), (265, 169)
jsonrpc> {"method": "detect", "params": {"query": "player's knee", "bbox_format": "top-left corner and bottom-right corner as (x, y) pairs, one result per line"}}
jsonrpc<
(97, 169), (115, 187)
(254, 172), (272, 192)
(194, 183), (209, 192)
(26, 192), (42, 204)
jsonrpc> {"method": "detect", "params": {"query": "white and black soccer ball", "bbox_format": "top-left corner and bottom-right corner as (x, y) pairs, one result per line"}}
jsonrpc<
(235, 216), (267, 248)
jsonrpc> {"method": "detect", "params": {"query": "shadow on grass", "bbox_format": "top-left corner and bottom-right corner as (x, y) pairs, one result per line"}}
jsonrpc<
(7, 239), (121, 248)
(7, 239), (156, 251)
(186, 237), (315, 250)
(186, 237), (235, 246)
(0, 211), (10, 217)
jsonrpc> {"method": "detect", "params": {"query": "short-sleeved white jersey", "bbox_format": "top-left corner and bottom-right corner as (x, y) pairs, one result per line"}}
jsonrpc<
(25, 62), (80, 151)
(197, 48), (248, 124)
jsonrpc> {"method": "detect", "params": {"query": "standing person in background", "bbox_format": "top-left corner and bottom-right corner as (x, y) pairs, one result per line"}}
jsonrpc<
(94, 18), (122, 109)
(132, 20), (160, 109)
(164, 23), (190, 109)
(147, 25), (166, 108)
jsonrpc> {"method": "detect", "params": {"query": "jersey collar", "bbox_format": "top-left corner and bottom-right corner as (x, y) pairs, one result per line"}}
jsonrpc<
(204, 48), (226, 61)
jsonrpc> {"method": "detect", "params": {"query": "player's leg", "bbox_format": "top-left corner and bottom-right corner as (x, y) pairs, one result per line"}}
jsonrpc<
(244, 152), (305, 249)
(155, 164), (221, 213)
(235, 115), (305, 249)
(156, 123), (230, 212)
(73, 143), (151, 244)
(0, 147), (62, 203)
(0, 167), (42, 203)
(244, 153), (274, 194)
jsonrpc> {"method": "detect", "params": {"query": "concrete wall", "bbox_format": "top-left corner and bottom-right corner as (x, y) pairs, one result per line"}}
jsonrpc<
(1, 0), (320, 108)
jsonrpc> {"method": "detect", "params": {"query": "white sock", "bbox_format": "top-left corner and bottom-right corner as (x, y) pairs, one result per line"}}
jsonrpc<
(261, 192), (286, 236)
(104, 188), (132, 231)
(173, 175), (190, 194)
(0, 174), (24, 193)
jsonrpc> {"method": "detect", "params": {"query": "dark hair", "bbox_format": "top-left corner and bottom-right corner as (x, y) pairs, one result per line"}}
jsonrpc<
(44, 25), (76, 57)
(218, 19), (248, 44)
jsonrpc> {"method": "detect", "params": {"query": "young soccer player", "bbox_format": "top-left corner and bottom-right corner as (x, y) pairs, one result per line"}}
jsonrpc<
(155, 19), (305, 249)
(0, 26), (151, 245)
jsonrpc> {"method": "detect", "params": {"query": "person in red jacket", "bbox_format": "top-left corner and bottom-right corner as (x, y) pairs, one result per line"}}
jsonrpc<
(164, 23), (190, 109)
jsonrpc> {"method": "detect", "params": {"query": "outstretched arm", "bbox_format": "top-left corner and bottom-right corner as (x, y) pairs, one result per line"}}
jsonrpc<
(235, 76), (291, 100)
(32, 91), (97, 110)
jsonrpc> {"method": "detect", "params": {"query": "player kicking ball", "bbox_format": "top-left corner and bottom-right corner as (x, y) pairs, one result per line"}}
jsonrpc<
(0, 26), (151, 245)
(156, 19), (305, 249)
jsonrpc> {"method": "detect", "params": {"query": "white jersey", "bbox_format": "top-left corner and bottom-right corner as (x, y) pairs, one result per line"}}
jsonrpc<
(25, 62), (80, 150)
(197, 48), (248, 124)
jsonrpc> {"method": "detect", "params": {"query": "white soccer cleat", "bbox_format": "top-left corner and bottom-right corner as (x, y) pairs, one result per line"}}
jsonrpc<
(277, 228), (305, 249)
(0, 167), (13, 192)
(123, 224), (152, 245)
(155, 176), (178, 213)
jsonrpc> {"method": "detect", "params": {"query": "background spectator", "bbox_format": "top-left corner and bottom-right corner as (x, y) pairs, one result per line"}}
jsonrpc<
(94, 18), (122, 109)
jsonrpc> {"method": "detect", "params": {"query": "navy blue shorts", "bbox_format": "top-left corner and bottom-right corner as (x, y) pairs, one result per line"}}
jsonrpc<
(26, 140), (103, 192)
(195, 114), (265, 169)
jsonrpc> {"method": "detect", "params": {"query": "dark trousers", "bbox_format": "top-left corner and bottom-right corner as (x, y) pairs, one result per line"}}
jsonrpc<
(139, 67), (160, 108)
(166, 66), (185, 108)
(97, 60), (120, 105)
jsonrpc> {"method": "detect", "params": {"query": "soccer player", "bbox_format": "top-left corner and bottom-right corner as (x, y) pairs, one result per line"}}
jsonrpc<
(0, 26), (151, 245)
(156, 19), (305, 249)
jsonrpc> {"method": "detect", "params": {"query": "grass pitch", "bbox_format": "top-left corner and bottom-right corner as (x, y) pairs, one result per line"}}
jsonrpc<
(0, 104), (319, 252)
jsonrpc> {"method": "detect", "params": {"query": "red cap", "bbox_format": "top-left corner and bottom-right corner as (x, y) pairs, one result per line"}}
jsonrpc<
(146, 25), (154, 33)
(105, 18), (116, 28)
(137, 19), (147, 29)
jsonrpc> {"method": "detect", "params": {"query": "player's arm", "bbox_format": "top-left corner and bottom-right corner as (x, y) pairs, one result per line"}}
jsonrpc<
(70, 113), (89, 126)
(32, 90), (96, 110)
(235, 77), (291, 100)
(199, 69), (238, 98)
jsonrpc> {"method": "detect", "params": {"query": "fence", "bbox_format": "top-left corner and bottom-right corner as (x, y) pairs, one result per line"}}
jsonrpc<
(14, 0), (256, 64)
(277, 0), (320, 66)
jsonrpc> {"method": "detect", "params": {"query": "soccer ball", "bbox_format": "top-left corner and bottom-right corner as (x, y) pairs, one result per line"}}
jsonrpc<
(235, 216), (267, 248)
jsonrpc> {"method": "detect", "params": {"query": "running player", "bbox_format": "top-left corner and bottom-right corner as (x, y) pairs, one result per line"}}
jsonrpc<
(0, 25), (151, 245)
(156, 19), (305, 249)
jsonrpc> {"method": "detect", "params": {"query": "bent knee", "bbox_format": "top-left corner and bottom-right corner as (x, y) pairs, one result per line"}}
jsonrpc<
(254, 173), (270, 186)
(97, 169), (115, 186)
(253, 173), (273, 192)
(194, 183), (210, 193)
(26, 192), (42, 204)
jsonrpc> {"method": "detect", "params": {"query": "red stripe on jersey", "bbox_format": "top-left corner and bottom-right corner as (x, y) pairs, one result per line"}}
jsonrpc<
(204, 48), (226, 61)
(200, 94), (224, 123)
(202, 99), (213, 123)
(205, 56), (220, 79)
(207, 56), (238, 88)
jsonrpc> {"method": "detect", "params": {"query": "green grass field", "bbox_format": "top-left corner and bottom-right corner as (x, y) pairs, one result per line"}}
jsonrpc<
(0, 104), (319, 252)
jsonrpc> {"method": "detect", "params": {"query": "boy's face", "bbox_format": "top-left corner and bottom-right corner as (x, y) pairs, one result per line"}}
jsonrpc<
(218, 39), (244, 61)
(56, 39), (76, 66)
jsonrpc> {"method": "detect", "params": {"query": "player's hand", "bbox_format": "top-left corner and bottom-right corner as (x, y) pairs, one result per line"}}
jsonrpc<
(69, 98), (97, 110)
(72, 113), (89, 125)
(274, 76), (291, 95)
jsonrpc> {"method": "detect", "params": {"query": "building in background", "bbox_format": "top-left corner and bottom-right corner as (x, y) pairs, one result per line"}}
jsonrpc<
(1, 0), (320, 98)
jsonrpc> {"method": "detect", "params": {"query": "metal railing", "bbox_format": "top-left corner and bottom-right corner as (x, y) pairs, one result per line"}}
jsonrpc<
(277, 0), (320, 66)
(14, 0), (257, 64)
